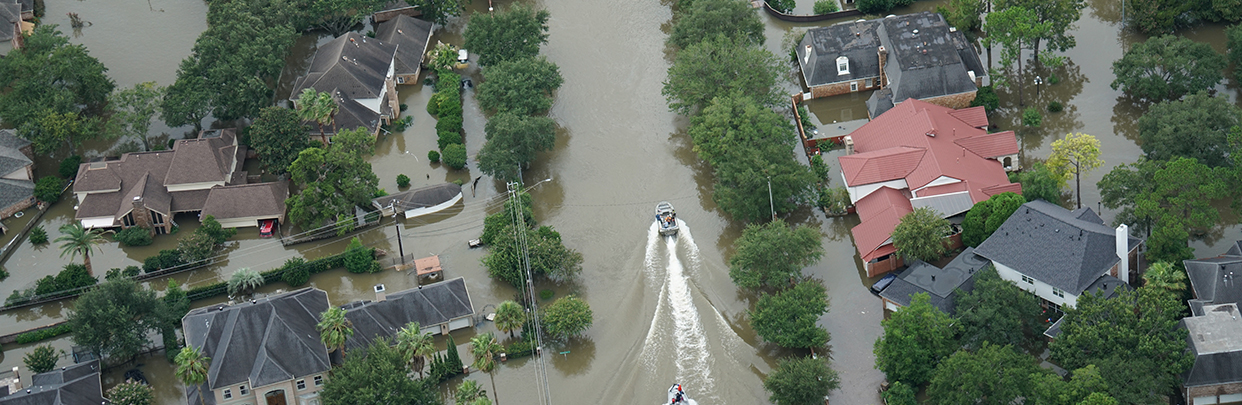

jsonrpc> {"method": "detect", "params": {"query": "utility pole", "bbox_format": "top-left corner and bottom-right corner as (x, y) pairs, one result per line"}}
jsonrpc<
(767, 176), (776, 221)
(391, 207), (405, 267)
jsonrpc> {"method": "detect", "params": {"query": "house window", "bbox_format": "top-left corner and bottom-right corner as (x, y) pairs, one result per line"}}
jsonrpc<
(240, 385), (248, 395)
(1021, 275), (1034, 284)
(224, 389), (232, 399)
(850, 82), (859, 92)
(1052, 288), (1065, 298)
(314, 375), (323, 386)
(297, 380), (307, 390)
(836, 56), (849, 75)
(151, 210), (164, 225)
(122, 212), (135, 227)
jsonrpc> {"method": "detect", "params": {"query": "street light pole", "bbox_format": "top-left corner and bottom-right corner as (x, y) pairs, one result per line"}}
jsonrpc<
(767, 176), (775, 221)
(390, 206), (405, 267)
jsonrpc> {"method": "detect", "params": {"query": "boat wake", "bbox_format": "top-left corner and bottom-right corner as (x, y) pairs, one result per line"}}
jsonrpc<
(639, 221), (714, 398)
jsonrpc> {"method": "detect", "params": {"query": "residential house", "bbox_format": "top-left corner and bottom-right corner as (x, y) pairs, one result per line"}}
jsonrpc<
(839, 99), (1020, 276)
(372, 0), (421, 23)
(11, 0), (28, 20)
(878, 247), (989, 314)
(795, 11), (985, 118)
(72, 129), (288, 234)
(182, 288), (332, 405)
(0, 1), (30, 55)
(0, 360), (106, 405)
(341, 277), (475, 350)
(0, 129), (35, 222)
(375, 14), (433, 85)
(1184, 241), (1242, 317)
(973, 200), (1142, 312)
(292, 32), (399, 143)
(371, 183), (462, 219)
(1181, 303), (1242, 405)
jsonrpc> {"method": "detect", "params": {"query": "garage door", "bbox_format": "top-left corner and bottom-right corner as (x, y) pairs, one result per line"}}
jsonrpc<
(448, 317), (471, 331)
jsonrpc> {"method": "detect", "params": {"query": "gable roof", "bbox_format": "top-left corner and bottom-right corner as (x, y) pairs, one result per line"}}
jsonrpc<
(292, 32), (397, 102)
(796, 19), (882, 87)
(1182, 303), (1242, 387)
(839, 146), (924, 186)
(0, 178), (33, 212)
(879, 248), (989, 313)
(1184, 246), (1242, 317)
(868, 12), (985, 117)
(200, 181), (289, 221)
(851, 186), (912, 262)
(182, 288), (332, 395)
(0, 129), (32, 178)
(164, 129), (238, 186)
(974, 200), (1143, 294)
(0, 2), (20, 43)
(0, 360), (104, 405)
(375, 14), (433, 76)
(340, 278), (474, 350)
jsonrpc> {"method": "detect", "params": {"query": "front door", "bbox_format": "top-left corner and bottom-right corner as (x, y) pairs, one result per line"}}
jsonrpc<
(265, 390), (287, 405)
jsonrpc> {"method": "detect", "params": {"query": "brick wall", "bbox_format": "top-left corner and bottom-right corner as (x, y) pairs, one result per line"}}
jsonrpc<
(923, 91), (978, 110)
(372, 7), (420, 23)
(0, 196), (34, 220)
(809, 77), (880, 99)
(1187, 382), (1242, 404)
(867, 254), (904, 277)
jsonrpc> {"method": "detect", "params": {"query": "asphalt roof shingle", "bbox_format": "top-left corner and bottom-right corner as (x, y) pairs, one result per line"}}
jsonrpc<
(0, 360), (104, 405)
(200, 181), (289, 222)
(340, 278), (474, 351)
(1182, 304), (1242, 387)
(375, 14), (433, 76)
(1184, 245), (1242, 316)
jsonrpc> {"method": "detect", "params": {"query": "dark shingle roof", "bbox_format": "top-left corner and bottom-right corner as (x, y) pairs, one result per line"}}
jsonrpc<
(1182, 304), (1242, 387)
(200, 181), (289, 221)
(164, 129), (238, 186)
(1184, 249), (1242, 317)
(291, 32), (397, 101)
(974, 200), (1142, 295)
(182, 288), (332, 396)
(797, 20), (882, 87)
(340, 278), (474, 351)
(0, 2), (20, 43)
(879, 248), (988, 314)
(372, 183), (462, 212)
(0, 360), (105, 405)
(375, 14), (433, 76)
(859, 12), (984, 118)
(0, 178), (33, 213)
(0, 129), (32, 178)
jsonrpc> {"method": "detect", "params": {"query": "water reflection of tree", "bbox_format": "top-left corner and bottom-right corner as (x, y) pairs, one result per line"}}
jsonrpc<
(1086, 0), (1121, 24)
(994, 58), (1087, 153)
(551, 337), (596, 376)
(1109, 94), (1148, 143)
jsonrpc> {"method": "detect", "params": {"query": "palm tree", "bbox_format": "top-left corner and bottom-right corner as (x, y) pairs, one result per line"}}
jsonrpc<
(317, 307), (354, 361)
(55, 223), (107, 275)
(175, 346), (211, 405)
(455, 380), (491, 405)
(1143, 261), (1187, 293)
(296, 89), (338, 138)
(227, 268), (264, 298)
(493, 301), (526, 339)
(394, 321), (435, 378)
(470, 332), (504, 405)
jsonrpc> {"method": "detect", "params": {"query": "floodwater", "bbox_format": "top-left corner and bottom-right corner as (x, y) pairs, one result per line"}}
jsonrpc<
(3, 0), (1242, 403)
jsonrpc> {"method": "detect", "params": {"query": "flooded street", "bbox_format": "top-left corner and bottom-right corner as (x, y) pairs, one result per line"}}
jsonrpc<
(3, 0), (1242, 403)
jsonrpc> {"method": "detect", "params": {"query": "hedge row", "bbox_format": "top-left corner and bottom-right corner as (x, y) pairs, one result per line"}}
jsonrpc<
(428, 69), (467, 170)
(185, 249), (353, 302)
(14, 324), (72, 345)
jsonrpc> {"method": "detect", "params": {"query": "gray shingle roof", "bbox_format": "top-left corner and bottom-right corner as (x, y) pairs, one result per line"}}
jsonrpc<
(856, 12), (984, 118)
(1184, 248), (1242, 317)
(372, 183), (462, 212)
(0, 360), (104, 405)
(0, 2), (20, 42)
(340, 278), (474, 351)
(182, 288), (332, 396)
(0, 178), (33, 214)
(879, 247), (988, 314)
(973, 200), (1143, 295)
(797, 20), (882, 88)
(0, 129), (31, 179)
(1182, 304), (1242, 387)
(292, 32), (397, 102)
(375, 14), (433, 77)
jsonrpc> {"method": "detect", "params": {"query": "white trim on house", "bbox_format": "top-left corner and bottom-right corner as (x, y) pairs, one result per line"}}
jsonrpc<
(214, 215), (282, 229)
(166, 181), (225, 193)
(402, 191), (463, 219)
(912, 175), (963, 196)
(845, 175), (909, 204)
(993, 261), (1080, 308)
(355, 97), (382, 114)
(80, 217), (115, 229)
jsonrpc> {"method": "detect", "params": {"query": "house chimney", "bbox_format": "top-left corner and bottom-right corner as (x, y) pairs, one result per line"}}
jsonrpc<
(374, 284), (387, 302)
(1116, 224), (1129, 284)
(9, 367), (21, 392)
(877, 46), (888, 88)
(844, 136), (855, 155)
(803, 44), (812, 65)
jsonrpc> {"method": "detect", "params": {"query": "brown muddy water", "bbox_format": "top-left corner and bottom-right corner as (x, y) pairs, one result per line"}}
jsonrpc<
(3, 0), (1242, 403)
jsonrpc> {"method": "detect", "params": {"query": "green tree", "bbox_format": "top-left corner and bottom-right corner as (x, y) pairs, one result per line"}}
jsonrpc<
(542, 295), (593, 340)
(394, 321), (435, 378)
(493, 300), (527, 339)
(319, 338), (440, 405)
(710, 141), (816, 222)
(455, 380), (491, 405)
(34, 176), (66, 203)
(176, 232), (216, 264)
(343, 237), (380, 274)
(996, 0), (1086, 59)
(1228, 24), (1242, 81)
(55, 223), (107, 276)
(982, 7), (1052, 106)
(407, 0), (464, 26)
(874, 293), (960, 387)
(1142, 261), (1187, 293)
(1111, 35), (1226, 101)
(1137, 92), (1240, 167)
(296, 88), (338, 138)
(175, 346), (211, 404)
(857, 0), (913, 15)
(940, 0), (985, 31)
(971, 85), (1001, 114)
(163, 279), (191, 324)
(688, 94), (793, 167)
(477, 56), (563, 115)
(668, 0), (765, 49)
(1098, 157), (1227, 261)
(23, 344), (62, 373)
(813, 0), (840, 14)
(763, 356), (840, 405)
(462, 4), (551, 66)
(161, 58), (212, 131)
(1046, 132), (1103, 209)
(106, 379), (154, 405)
(926, 343), (1043, 405)
(954, 267), (1043, 350)
(107, 82), (164, 151)
(891, 207), (952, 262)
(728, 219), (823, 289)
(286, 128), (380, 233)
(663, 36), (783, 115)
(962, 192), (1026, 247)
(59, 155), (82, 179)
(281, 257), (311, 287)
(476, 112), (556, 181)
(442, 143), (468, 170)
(317, 306), (354, 360)
(470, 332), (504, 405)
(17, 110), (93, 157)
(1028, 364), (1111, 405)
(197, 215), (237, 244)
(69, 279), (166, 363)
(1009, 162), (1062, 204)
(483, 224), (583, 286)
(227, 268), (264, 297)
(882, 381), (917, 405)
(113, 227), (153, 247)
(29, 225), (48, 245)
(1022, 107), (1043, 127)
(1129, 0), (1192, 34)
(248, 106), (313, 175)
(750, 280), (830, 349)
(309, 0), (387, 36)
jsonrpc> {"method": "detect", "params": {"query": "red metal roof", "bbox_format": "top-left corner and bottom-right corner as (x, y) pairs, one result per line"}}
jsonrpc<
(852, 187), (913, 262)
(981, 182), (1023, 196)
(917, 181), (968, 197)
(948, 106), (989, 128)
(839, 147), (926, 187)
(953, 130), (1019, 159)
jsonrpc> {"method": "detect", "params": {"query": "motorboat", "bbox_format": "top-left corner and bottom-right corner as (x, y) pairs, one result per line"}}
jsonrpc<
(667, 384), (696, 405)
(870, 272), (897, 294)
(656, 202), (678, 236)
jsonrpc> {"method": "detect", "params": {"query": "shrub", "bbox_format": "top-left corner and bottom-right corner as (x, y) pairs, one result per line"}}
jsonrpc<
(971, 85), (1000, 114)
(1047, 73), (1060, 85)
(107, 379), (154, 405)
(343, 237), (380, 274)
(539, 289), (555, 301)
(442, 143), (467, 170)
(813, 0), (839, 14)
(28, 225), (48, 245)
(437, 130), (463, 150)
(437, 96), (463, 118)
(399, 103), (408, 112)
(114, 227), (153, 246)
(33, 264), (96, 297)
(105, 266), (142, 280)
(143, 249), (185, 273)
(505, 340), (534, 359)
(59, 155), (82, 179)
(1022, 107), (1043, 127)
(396, 174), (410, 188)
(23, 344), (61, 373)
(14, 324), (72, 344)
(426, 93), (441, 116)
(435, 115), (463, 134)
(428, 150), (441, 163)
(766, 0), (795, 13)
(34, 176), (65, 202)
(1047, 101), (1064, 113)
(281, 257), (310, 287)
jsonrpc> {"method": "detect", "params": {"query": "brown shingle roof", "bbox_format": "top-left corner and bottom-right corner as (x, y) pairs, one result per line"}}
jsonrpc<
(200, 181), (289, 221)
(164, 129), (238, 185)
(170, 189), (211, 212)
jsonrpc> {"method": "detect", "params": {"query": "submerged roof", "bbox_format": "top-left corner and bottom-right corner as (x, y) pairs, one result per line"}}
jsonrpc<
(879, 248), (990, 313)
(340, 278), (474, 350)
(375, 14), (433, 76)
(0, 360), (104, 405)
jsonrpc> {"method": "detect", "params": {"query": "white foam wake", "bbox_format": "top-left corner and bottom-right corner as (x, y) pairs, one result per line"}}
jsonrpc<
(676, 219), (703, 273)
(666, 236), (714, 393)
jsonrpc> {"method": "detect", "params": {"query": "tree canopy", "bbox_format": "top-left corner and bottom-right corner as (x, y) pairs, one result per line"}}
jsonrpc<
(69, 279), (167, 363)
(247, 106), (313, 175)
(24, 344), (61, 373)
(107, 82), (165, 151)
(763, 356), (841, 405)
(477, 56), (563, 115)
(1098, 157), (1228, 263)
(484, 224), (583, 286)
(1047, 132), (1103, 209)
(891, 207), (952, 262)
(662, 36), (783, 115)
(981, 7), (1051, 102)
(926, 343), (1043, 405)
(542, 295), (593, 340)
(308, 0), (387, 36)
(953, 266), (1044, 349)
(462, 4), (550, 67)
(668, 0), (765, 49)
(106, 379), (155, 405)
(1137, 92), (1240, 167)
(1111, 35), (1226, 101)
(320, 338), (440, 405)
(996, 0), (1086, 57)
(286, 128), (380, 233)
(476, 112), (557, 181)
(874, 293), (960, 387)
(962, 192), (1026, 247)
(1009, 161), (1062, 204)
(1128, 0), (1192, 34)
(406, 0), (464, 26)
(750, 280), (831, 349)
(728, 219), (823, 289)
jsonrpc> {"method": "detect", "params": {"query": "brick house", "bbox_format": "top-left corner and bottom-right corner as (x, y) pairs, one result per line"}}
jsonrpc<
(292, 32), (399, 144)
(342, 278), (476, 348)
(795, 11), (986, 119)
(72, 129), (288, 234)
(372, 0), (421, 23)
(0, 129), (35, 222)
(1181, 303), (1242, 405)
(0, 360), (106, 404)
(375, 14), (433, 85)
(839, 99), (1020, 276)
(182, 288), (332, 405)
